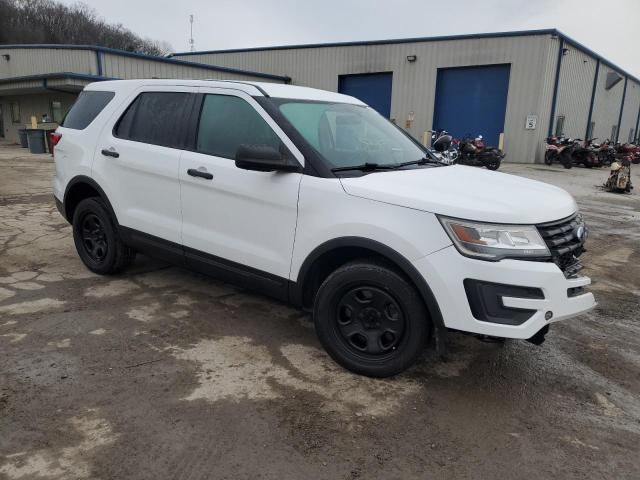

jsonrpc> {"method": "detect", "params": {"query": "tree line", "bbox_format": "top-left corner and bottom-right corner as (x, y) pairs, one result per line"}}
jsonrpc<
(0, 0), (172, 56)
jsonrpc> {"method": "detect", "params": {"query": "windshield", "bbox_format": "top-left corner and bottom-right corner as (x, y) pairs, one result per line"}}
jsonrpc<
(276, 100), (427, 169)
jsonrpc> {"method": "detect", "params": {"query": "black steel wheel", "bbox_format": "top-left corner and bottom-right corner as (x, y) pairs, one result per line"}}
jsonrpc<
(72, 197), (135, 275)
(336, 286), (406, 355)
(80, 213), (108, 262)
(314, 260), (430, 377)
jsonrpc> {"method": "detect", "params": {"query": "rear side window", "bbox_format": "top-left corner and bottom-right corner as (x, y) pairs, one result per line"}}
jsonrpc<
(197, 94), (282, 159)
(115, 92), (191, 149)
(62, 91), (115, 130)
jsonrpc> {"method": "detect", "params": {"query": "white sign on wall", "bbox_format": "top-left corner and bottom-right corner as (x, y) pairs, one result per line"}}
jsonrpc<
(525, 115), (538, 130)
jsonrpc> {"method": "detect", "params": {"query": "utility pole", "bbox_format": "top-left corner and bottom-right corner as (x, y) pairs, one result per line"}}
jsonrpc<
(189, 14), (195, 52)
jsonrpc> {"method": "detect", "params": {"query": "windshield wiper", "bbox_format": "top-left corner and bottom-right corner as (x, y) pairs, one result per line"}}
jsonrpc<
(331, 162), (399, 173)
(396, 156), (446, 168)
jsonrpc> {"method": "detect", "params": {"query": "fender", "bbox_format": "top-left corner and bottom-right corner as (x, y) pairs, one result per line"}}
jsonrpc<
(291, 236), (447, 353)
(62, 175), (119, 224)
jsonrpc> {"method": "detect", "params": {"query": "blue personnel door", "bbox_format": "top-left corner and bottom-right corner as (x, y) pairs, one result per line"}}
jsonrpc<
(433, 64), (511, 146)
(338, 72), (393, 118)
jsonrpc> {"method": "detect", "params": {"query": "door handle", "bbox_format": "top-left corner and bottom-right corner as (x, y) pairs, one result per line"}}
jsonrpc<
(101, 149), (119, 158)
(187, 168), (213, 180)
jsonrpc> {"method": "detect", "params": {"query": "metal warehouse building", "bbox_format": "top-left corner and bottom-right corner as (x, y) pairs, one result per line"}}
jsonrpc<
(171, 29), (640, 164)
(0, 45), (288, 142)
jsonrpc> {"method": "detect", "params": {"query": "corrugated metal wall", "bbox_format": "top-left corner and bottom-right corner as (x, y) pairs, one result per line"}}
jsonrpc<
(0, 48), (97, 79)
(100, 53), (279, 82)
(590, 64), (626, 141)
(177, 34), (559, 163)
(619, 80), (640, 143)
(553, 48), (597, 139)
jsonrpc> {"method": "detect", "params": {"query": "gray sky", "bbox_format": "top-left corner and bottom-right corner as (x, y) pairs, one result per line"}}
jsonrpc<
(61, 0), (640, 77)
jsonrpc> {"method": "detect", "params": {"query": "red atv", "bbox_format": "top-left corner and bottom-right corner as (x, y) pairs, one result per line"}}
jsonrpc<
(544, 135), (574, 169)
(617, 142), (640, 165)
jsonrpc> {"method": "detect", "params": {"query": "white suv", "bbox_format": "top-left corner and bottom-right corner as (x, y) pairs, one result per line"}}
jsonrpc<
(52, 79), (595, 377)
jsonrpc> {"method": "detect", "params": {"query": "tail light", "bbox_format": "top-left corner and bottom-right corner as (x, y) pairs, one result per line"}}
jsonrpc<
(50, 132), (62, 155)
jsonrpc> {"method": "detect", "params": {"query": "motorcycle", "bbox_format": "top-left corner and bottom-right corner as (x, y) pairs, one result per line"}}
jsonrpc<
(428, 130), (458, 165)
(604, 156), (633, 193)
(457, 134), (504, 170)
(544, 135), (574, 169)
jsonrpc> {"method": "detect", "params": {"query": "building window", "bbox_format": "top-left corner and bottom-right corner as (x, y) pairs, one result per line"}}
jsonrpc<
(610, 125), (618, 141)
(587, 121), (595, 140)
(51, 101), (63, 123)
(628, 128), (634, 144)
(10, 102), (20, 124)
(555, 115), (565, 136)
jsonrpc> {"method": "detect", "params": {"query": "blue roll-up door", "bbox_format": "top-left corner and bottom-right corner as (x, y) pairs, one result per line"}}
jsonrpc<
(433, 64), (511, 146)
(338, 72), (393, 117)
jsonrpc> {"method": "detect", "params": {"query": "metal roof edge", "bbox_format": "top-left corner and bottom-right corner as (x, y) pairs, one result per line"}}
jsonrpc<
(169, 29), (559, 56)
(0, 71), (115, 86)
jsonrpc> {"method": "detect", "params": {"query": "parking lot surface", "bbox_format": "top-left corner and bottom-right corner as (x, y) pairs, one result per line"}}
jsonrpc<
(1, 144), (639, 479)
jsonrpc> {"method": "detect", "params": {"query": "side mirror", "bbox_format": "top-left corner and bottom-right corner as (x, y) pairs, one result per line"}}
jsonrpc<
(235, 144), (300, 172)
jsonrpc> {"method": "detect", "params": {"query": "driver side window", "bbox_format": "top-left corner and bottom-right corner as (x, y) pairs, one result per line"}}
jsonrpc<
(196, 94), (283, 159)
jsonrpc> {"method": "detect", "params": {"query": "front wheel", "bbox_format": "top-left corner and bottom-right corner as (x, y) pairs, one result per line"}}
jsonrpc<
(313, 260), (430, 377)
(561, 152), (573, 169)
(485, 154), (501, 170)
(544, 150), (556, 165)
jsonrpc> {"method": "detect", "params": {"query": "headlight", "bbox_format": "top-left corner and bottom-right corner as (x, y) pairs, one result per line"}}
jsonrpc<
(438, 216), (550, 261)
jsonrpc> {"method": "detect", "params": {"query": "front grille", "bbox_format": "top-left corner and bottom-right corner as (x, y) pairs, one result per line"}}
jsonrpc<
(537, 213), (586, 277)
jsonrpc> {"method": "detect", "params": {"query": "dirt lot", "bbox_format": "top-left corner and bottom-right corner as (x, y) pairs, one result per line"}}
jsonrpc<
(1, 143), (639, 480)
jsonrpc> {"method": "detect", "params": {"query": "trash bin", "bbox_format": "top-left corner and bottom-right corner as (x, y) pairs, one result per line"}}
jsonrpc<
(18, 128), (28, 148)
(26, 129), (46, 154)
(45, 129), (57, 154)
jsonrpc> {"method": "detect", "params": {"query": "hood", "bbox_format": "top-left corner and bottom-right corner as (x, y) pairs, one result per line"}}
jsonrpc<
(339, 165), (577, 224)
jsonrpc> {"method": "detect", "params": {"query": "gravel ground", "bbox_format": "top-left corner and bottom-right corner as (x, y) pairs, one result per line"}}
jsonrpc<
(1, 144), (639, 480)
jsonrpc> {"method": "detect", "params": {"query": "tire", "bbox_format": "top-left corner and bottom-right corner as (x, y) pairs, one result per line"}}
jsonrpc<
(313, 260), (430, 378)
(544, 150), (556, 166)
(485, 156), (501, 170)
(72, 197), (135, 275)
(561, 152), (573, 169)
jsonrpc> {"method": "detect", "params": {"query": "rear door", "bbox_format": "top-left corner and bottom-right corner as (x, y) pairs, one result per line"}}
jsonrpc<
(93, 87), (193, 245)
(179, 87), (303, 290)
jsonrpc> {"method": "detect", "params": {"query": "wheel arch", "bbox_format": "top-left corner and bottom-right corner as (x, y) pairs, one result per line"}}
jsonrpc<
(63, 175), (118, 225)
(291, 237), (446, 349)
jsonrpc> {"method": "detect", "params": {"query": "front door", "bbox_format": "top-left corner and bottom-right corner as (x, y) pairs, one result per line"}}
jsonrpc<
(179, 88), (303, 294)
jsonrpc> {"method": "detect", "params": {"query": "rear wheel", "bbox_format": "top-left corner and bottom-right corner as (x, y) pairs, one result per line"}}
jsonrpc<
(313, 260), (430, 377)
(72, 197), (135, 275)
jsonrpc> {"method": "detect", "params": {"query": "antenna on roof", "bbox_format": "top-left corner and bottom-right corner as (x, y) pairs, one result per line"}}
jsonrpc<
(189, 15), (195, 52)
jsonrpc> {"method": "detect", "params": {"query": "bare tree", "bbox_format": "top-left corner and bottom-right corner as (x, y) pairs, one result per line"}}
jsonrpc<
(0, 0), (173, 56)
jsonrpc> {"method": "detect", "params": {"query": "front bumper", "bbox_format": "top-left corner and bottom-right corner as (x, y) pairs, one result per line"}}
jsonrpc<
(413, 246), (596, 339)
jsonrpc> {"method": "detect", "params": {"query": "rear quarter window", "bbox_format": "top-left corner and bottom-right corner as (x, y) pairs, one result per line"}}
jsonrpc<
(62, 91), (115, 130)
(114, 92), (191, 149)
